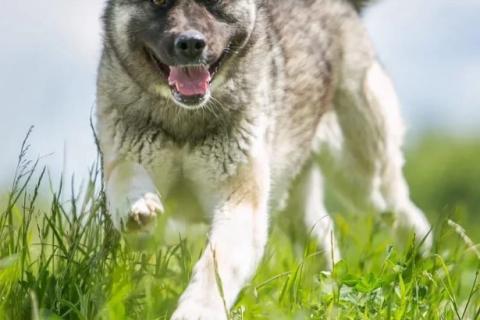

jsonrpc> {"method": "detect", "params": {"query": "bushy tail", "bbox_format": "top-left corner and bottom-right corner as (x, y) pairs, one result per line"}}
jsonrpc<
(348, 0), (377, 12)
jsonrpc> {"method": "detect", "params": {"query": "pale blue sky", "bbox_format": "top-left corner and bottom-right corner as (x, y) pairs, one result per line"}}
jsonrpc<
(1, 0), (479, 185)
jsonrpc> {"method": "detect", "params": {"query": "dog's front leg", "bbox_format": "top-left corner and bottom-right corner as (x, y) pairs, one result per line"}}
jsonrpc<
(171, 158), (270, 320)
(105, 160), (163, 232)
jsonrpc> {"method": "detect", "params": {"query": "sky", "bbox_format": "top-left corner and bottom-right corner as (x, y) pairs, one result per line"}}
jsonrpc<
(0, 0), (479, 186)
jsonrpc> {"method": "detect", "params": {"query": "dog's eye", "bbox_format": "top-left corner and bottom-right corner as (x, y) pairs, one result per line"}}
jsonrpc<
(151, 0), (168, 7)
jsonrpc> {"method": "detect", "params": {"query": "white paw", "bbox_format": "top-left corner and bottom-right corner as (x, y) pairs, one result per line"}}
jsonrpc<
(395, 205), (433, 253)
(124, 193), (164, 233)
(171, 301), (227, 320)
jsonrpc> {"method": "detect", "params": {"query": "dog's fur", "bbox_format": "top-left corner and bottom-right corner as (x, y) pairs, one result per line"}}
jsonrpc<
(96, 0), (432, 318)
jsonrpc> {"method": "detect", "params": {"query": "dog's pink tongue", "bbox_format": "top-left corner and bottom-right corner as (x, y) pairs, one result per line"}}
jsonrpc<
(168, 67), (211, 96)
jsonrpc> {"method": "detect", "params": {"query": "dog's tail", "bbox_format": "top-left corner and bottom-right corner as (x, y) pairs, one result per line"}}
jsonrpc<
(347, 0), (377, 12)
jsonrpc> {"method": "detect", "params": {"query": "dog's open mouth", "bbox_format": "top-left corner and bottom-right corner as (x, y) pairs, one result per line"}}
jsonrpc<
(169, 66), (211, 105)
(146, 48), (225, 108)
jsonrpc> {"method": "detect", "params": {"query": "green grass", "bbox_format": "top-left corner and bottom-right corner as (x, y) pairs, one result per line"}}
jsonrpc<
(1, 133), (479, 320)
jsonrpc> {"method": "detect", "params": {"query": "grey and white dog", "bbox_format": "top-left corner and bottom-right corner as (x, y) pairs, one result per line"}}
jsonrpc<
(96, 0), (432, 318)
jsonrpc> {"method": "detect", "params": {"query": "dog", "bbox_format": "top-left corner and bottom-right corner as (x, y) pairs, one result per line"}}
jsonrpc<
(96, 0), (432, 318)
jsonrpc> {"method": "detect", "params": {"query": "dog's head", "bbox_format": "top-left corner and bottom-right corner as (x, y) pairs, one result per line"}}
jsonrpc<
(104, 0), (259, 109)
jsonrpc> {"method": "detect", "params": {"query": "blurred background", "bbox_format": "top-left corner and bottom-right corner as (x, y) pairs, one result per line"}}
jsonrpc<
(0, 1), (479, 232)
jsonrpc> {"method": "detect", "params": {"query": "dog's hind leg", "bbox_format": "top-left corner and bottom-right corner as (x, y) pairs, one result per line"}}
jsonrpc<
(316, 50), (432, 249)
(360, 63), (432, 249)
(301, 162), (341, 269)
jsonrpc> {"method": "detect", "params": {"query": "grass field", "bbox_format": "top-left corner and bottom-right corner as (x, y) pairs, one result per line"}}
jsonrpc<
(1, 134), (479, 320)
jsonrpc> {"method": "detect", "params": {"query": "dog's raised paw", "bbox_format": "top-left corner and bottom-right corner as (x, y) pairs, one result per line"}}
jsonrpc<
(124, 193), (163, 233)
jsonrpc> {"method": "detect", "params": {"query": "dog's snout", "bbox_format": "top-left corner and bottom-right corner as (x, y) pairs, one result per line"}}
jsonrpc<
(174, 31), (207, 60)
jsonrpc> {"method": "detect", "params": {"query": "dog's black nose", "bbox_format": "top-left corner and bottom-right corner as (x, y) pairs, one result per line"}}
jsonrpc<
(174, 31), (207, 60)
